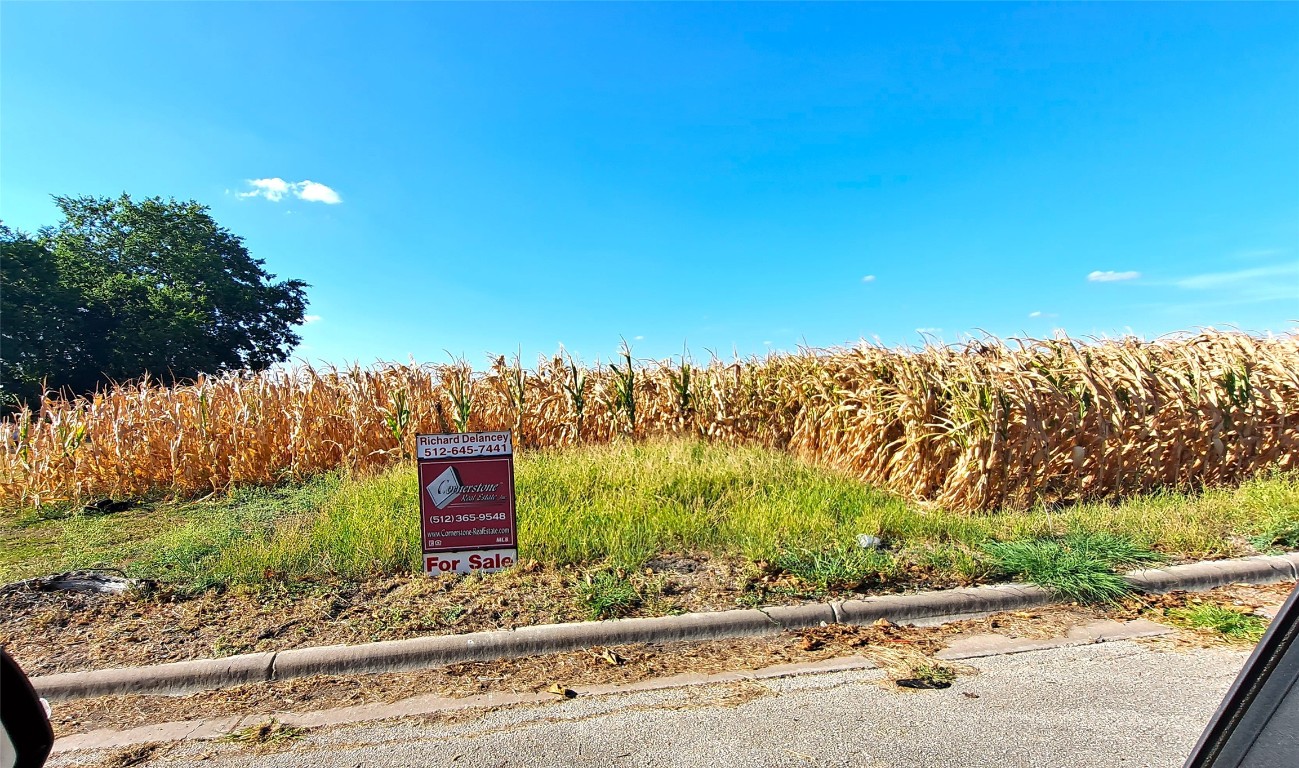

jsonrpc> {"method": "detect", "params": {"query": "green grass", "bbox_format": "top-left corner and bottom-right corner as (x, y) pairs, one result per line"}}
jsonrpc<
(202, 469), (421, 587)
(1166, 603), (1269, 644)
(518, 440), (910, 565)
(772, 544), (897, 594)
(576, 570), (642, 620)
(222, 719), (305, 747)
(908, 663), (958, 686)
(983, 532), (1164, 603)
(0, 477), (339, 586)
(1250, 518), (1299, 552)
(2, 438), (1297, 594)
(907, 542), (998, 583)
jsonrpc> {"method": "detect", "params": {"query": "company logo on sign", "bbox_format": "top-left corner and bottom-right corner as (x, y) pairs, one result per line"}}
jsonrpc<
(426, 466), (503, 509)
(426, 466), (462, 509)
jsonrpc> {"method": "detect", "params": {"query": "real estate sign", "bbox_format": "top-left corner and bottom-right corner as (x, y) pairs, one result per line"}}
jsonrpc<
(416, 431), (517, 575)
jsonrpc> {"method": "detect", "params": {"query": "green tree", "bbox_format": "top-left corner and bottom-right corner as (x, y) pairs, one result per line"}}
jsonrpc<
(1, 194), (308, 408)
(0, 224), (84, 407)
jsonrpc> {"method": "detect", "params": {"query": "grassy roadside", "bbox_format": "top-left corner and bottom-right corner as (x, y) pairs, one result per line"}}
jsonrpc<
(2, 438), (1297, 600)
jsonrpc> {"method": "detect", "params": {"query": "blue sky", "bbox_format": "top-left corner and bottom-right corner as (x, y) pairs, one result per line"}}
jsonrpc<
(3, 2), (1297, 367)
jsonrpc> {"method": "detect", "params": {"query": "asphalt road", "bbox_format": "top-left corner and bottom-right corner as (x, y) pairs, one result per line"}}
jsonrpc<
(51, 639), (1248, 768)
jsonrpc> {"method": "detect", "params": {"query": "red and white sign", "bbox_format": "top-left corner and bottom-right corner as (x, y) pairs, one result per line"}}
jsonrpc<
(417, 432), (517, 575)
(416, 431), (512, 460)
(424, 549), (516, 575)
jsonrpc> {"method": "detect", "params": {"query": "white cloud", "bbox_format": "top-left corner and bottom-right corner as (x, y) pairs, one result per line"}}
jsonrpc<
(633, 335), (645, 341)
(303, 315), (322, 324)
(1171, 262), (1299, 304)
(1028, 311), (1059, 319)
(1087, 270), (1141, 283)
(915, 327), (943, 334)
(296, 181), (342, 204)
(239, 178), (342, 204)
(861, 274), (876, 283)
(1029, 311), (1042, 318)
(240, 178), (292, 202)
(1174, 262), (1299, 290)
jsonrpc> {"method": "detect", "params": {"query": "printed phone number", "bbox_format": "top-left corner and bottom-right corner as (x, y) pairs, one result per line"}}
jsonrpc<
(421, 444), (510, 457)
(427, 512), (509, 524)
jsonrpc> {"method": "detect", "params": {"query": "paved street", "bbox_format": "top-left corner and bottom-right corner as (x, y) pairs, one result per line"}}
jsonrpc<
(49, 638), (1249, 768)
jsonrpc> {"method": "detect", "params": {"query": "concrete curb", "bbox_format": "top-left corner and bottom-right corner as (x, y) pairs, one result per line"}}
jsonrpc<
(834, 583), (1052, 626)
(272, 603), (836, 680)
(30, 552), (1299, 702)
(33, 652), (277, 702)
(1125, 553), (1299, 593)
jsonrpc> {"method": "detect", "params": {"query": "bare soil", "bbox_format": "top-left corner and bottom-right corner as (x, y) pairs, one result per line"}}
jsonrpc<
(0, 554), (971, 676)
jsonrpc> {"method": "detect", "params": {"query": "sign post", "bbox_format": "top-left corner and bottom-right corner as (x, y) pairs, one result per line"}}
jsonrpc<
(416, 431), (517, 575)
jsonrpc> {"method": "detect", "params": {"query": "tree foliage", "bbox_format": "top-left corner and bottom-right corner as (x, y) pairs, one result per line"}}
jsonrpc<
(1, 194), (308, 408)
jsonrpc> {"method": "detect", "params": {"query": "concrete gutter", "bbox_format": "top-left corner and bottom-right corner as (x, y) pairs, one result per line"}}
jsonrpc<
(31, 552), (1299, 702)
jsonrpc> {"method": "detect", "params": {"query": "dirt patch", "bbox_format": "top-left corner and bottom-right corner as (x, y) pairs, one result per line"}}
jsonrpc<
(89, 742), (167, 768)
(1112, 580), (1292, 623)
(47, 637), (807, 735)
(0, 558), (717, 675)
(1116, 580), (1295, 650)
(665, 679), (772, 709)
(0, 554), (970, 676)
(220, 718), (306, 752)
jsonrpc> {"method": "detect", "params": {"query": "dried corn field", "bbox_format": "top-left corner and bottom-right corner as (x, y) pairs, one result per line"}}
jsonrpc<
(2, 331), (1296, 512)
